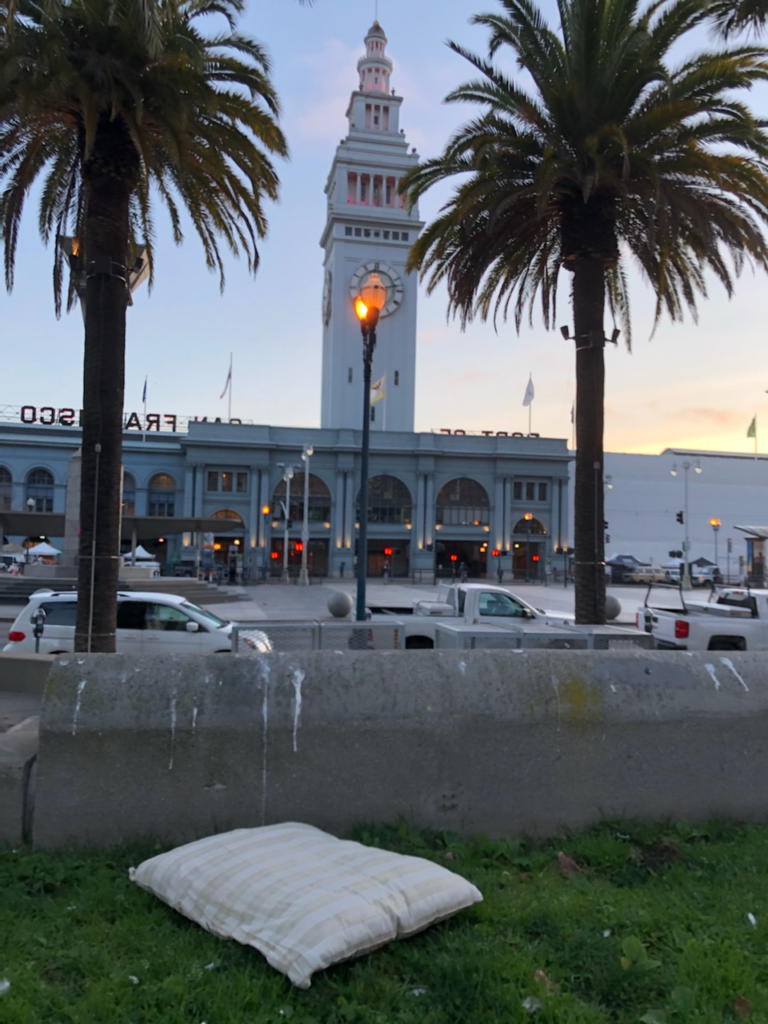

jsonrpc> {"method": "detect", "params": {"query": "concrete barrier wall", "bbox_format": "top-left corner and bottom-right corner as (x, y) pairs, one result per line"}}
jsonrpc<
(32, 649), (768, 849)
(0, 653), (55, 694)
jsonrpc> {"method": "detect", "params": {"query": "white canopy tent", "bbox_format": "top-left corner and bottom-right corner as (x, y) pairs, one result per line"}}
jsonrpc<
(27, 541), (61, 557)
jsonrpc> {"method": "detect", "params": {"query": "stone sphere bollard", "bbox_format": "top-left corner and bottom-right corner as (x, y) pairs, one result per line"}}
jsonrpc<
(327, 591), (354, 619)
(605, 595), (621, 621)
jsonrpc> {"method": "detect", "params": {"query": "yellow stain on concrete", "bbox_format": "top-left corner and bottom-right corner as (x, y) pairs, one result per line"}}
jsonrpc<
(560, 677), (604, 724)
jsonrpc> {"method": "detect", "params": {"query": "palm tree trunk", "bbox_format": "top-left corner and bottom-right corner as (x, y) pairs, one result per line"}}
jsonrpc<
(74, 120), (136, 652)
(572, 256), (607, 625)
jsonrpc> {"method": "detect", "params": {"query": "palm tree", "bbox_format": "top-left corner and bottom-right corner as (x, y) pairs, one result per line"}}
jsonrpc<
(403, 0), (768, 622)
(707, 0), (768, 37)
(0, 0), (288, 650)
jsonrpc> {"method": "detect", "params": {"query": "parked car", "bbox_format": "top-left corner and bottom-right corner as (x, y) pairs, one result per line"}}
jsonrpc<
(2, 591), (271, 655)
(622, 565), (667, 584)
(691, 565), (723, 587)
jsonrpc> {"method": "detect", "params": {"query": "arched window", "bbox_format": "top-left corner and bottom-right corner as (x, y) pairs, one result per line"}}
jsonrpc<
(0, 466), (11, 512)
(26, 468), (54, 513)
(122, 473), (136, 516)
(273, 474), (331, 523)
(512, 516), (546, 535)
(211, 509), (244, 524)
(356, 475), (412, 524)
(435, 478), (489, 527)
(148, 473), (176, 517)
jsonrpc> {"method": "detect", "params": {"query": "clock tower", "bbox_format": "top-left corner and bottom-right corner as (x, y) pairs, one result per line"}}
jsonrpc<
(320, 21), (424, 432)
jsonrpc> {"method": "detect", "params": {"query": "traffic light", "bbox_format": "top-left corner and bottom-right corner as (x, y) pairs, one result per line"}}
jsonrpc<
(383, 546), (393, 556)
(603, 520), (609, 531)
(606, 534), (610, 544)
(676, 511), (684, 524)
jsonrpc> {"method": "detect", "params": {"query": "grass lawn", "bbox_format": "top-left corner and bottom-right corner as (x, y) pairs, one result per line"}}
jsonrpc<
(2, 820), (768, 1023)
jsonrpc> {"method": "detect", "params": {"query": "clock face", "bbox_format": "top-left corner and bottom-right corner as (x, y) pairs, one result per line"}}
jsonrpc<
(349, 261), (404, 318)
(322, 270), (332, 326)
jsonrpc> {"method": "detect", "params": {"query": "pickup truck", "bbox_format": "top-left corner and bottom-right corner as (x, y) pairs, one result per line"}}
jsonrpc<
(641, 585), (768, 651)
(391, 582), (575, 649)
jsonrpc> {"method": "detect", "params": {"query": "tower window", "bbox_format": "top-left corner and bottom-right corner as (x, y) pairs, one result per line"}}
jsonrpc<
(383, 231), (390, 239)
(373, 175), (383, 206)
(383, 106), (390, 130)
(394, 370), (399, 385)
(360, 174), (370, 204)
(392, 231), (399, 240)
(365, 104), (372, 129)
(354, 228), (362, 237)
(347, 172), (357, 204)
(345, 226), (352, 236)
(401, 232), (409, 241)
(364, 229), (371, 237)
(386, 176), (395, 206)
(374, 230), (380, 238)
(348, 368), (353, 383)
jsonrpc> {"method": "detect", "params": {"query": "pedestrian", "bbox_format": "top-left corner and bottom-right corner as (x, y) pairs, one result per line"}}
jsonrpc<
(459, 560), (468, 583)
(339, 561), (345, 578)
(496, 564), (503, 584)
(382, 561), (390, 583)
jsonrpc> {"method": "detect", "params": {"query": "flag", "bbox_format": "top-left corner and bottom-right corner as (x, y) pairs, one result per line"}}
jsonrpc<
(522, 374), (534, 407)
(748, 416), (757, 439)
(220, 360), (232, 400)
(370, 374), (386, 404)
(142, 376), (147, 404)
(570, 402), (575, 424)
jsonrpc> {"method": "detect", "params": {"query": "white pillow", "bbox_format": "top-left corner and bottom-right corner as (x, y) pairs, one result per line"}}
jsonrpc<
(129, 822), (482, 988)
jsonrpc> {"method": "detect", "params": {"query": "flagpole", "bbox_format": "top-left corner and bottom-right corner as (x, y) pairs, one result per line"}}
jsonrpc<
(228, 353), (232, 422)
(142, 375), (147, 443)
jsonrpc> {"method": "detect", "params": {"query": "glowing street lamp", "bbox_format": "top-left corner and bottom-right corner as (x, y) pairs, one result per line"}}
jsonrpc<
(354, 276), (387, 622)
(710, 517), (721, 567)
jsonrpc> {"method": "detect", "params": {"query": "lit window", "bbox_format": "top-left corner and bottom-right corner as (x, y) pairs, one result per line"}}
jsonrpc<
(222, 472), (233, 493)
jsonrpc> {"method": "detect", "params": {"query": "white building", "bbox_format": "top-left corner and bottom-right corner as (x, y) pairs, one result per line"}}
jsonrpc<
(320, 21), (423, 432)
(604, 448), (768, 576)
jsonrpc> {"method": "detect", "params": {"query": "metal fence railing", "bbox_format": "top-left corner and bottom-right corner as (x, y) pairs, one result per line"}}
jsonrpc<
(433, 622), (655, 651)
(231, 620), (405, 653)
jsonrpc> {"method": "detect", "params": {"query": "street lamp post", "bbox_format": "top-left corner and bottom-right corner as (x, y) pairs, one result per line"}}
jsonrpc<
(671, 460), (702, 590)
(353, 275), (387, 622)
(281, 466), (294, 583)
(523, 512), (533, 582)
(299, 445), (314, 586)
(710, 518), (721, 568)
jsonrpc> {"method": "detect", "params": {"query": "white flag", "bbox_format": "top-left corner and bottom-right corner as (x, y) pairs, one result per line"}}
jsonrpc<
(371, 374), (386, 405)
(142, 376), (147, 404)
(522, 374), (534, 407)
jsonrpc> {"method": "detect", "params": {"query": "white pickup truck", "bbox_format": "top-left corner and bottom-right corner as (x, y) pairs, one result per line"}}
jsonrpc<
(642, 586), (768, 651)
(393, 582), (575, 649)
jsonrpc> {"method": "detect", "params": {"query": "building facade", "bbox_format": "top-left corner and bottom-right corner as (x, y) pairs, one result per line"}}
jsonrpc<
(0, 418), (570, 580)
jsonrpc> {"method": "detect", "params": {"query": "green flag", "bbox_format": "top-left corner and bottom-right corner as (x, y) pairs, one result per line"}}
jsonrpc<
(748, 416), (757, 439)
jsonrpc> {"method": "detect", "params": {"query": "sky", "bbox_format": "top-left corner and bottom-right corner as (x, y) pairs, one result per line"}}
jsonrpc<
(2, 0), (768, 456)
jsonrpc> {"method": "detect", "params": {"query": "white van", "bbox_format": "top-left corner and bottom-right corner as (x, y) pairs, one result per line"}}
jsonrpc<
(2, 591), (270, 655)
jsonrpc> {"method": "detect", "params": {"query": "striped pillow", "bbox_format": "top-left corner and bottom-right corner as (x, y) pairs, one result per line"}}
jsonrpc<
(129, 822), (483, 988)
